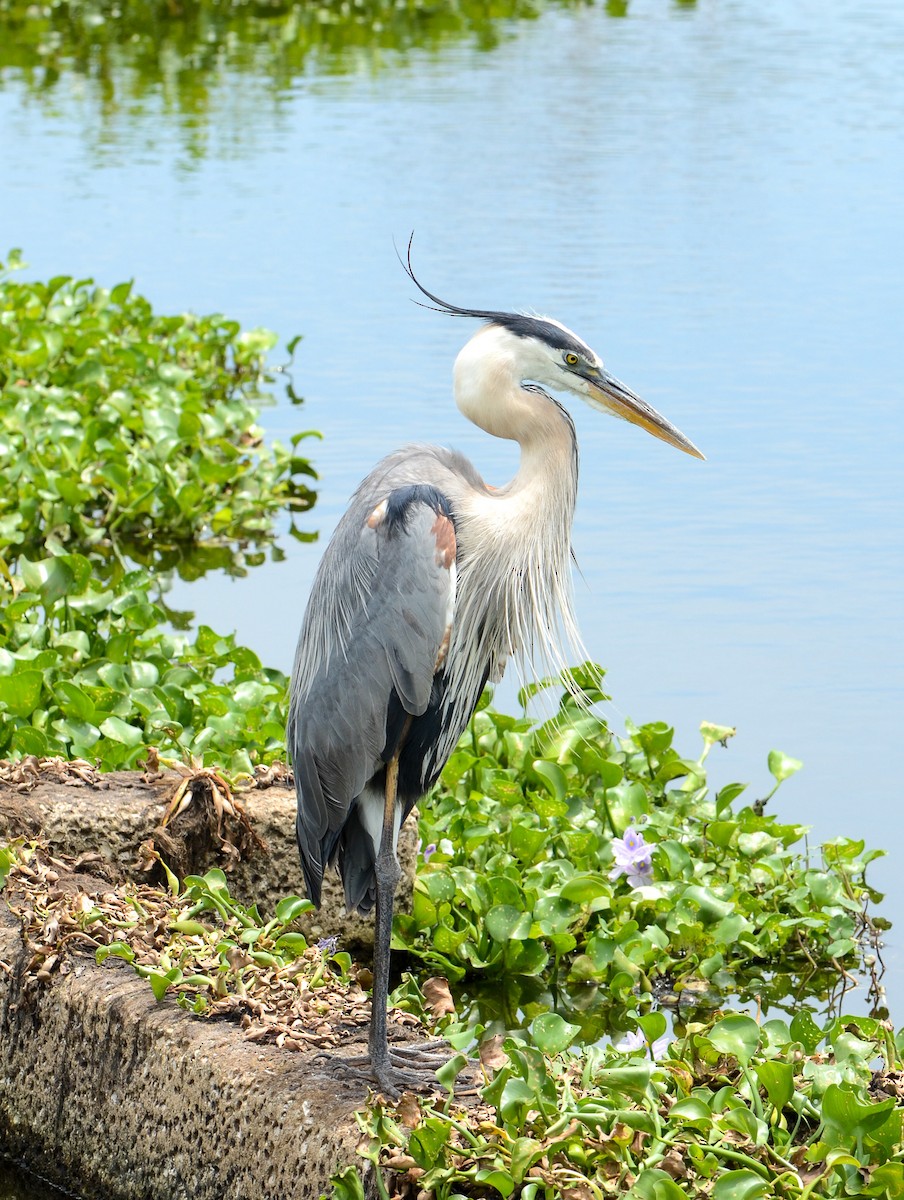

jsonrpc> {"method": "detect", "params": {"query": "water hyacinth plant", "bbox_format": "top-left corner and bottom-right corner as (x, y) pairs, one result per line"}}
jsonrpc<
(396, 670), (885, 1022)
(335, 1005), (904, 1200)
(0, 251), (310, 771)
(0, 249), (317, 578)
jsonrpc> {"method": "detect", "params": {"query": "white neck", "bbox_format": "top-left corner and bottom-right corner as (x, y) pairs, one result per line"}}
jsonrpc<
(446, 323), (583, 697)
(452, 324), (576, 496)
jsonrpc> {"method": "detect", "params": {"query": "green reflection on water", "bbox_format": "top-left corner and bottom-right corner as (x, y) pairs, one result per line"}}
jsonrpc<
(0, 0), (588, 96)
(0, 0), (595, 162)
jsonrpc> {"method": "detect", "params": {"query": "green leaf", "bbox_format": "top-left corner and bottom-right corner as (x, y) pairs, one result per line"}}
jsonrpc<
(509, 1137), (543, 1185)
(820, 1083), (898, 1145)
(274, 896), (313, 924)
(95, 941), (136, 965)
(20, 553), (91, 603)
(509, 823), (546, 862)
(670, 1097), (712, 1124)
(864, 1163), (904, 1198)
(529, 759), (566, 800)
(407, 1118), (448, 1169)
(499, 1076), (538, 1125)
(592, 1064), (657, 1102)
(532, 894), (579, 935)
(754, 1060), (794, 1112)
(707, 1015), (761, 1065)
(710, 1170), (770, 1200)
(273, 933), (308, 959)
(767, 749), (803, 784)
(99, 716), (144, 747)
(0, 669), (42, 716)
(505, 939), (548, 975)
(54, 680), (95, 720)
(12, 727), (50, 756)
(630, 1170), (691, 1200)
(485, 905), (525, 942)
(474, 1168), (514, 1198)
(715, 781), (747, 816)
(435, 1051), (468, 1094)
(559, 874), (610, 904)
(594, 759), (624, 788)
(529, 1013), (579, 1055)
(147, 969), (178, 1001)
(328, 1167), (366, 1200)
(790, 1010), (824, 1054)
(637, 1011), (667, 1045)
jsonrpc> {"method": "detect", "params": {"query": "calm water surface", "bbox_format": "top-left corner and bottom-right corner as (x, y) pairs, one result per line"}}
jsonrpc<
(1, 0), (902, 1032)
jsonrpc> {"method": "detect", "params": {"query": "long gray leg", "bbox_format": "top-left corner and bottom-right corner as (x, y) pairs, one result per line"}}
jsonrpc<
(361, 753), (454, 1095)
(368, 752), (401, 1087)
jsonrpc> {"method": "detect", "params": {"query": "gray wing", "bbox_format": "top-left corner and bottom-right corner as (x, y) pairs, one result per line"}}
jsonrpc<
(287, 483), (457, 907)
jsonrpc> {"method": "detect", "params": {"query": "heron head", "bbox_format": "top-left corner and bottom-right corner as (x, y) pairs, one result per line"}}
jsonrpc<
(401, 244), (704, 460)
(493, 313), (705, 461)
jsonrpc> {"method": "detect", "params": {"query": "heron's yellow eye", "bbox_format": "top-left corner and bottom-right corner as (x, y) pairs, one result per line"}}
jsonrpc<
(564, 352), (579, 366)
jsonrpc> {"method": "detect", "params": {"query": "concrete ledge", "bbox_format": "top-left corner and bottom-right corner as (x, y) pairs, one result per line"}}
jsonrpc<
(0, 765), (417, 952)
(0, 903), (372, 1199)
(0, 767), (431, 1196)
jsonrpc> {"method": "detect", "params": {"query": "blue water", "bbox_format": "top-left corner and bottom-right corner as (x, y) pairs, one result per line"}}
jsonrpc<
(2, 0), (903, 1022)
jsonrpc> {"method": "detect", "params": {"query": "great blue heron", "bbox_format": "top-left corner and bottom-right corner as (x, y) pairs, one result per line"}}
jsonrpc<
(287, 252), (703, 1095)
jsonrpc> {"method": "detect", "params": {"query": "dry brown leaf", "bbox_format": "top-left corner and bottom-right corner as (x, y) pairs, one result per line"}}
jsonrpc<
(479, 1034), (508, 1073)
(395, 1092), (423, 1130)
(659, 1149), (689, 1180)
(422, 976), (455, 1019)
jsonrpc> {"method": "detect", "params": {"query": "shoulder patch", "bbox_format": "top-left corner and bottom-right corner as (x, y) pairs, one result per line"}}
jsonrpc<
(383, 484), (455, 534)
(366, 498), (388, 529)
(430, 511), (456, 570)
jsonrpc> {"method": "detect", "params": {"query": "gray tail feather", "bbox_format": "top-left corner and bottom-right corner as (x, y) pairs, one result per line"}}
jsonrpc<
(296, 805), (377, 915)
(337, 806), (377, 915)
(295, 809), (324, 908)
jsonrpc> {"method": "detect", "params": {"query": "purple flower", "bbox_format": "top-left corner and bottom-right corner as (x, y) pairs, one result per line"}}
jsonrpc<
(608, 827), (654, 888)
(422, 843), (438, 863)
(317, 935), (339, 956)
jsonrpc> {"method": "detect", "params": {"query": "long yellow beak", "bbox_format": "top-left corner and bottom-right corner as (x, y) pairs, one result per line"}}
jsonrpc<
(588, 368), (705, 460)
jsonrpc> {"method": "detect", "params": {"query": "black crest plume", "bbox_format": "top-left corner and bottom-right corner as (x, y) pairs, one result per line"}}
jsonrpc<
(397, 233), (592, 358)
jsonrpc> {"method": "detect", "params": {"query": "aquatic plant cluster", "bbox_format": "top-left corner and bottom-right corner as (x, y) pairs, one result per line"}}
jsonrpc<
(339, 1006), (904, 1200)
(395, 678), (885, 1027)
(0, 250), (313, 773)
(0, 258), (900, 1197)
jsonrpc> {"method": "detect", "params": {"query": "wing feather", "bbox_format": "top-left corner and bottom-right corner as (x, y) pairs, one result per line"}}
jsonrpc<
(288, 484), (456, 906)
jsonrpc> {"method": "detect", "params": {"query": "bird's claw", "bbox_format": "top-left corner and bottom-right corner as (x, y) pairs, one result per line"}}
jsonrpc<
(386, 1043), (449, 1070)
(390, 1036), (448, 1055)
(321, 1041), (472, 1099)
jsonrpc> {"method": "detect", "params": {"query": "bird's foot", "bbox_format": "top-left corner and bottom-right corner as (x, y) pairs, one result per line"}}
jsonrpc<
(390, 1036), (448, 1056)
(322, 1041), (472, 1099)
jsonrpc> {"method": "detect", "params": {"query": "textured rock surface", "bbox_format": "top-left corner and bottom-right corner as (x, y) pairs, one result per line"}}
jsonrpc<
(0, 904), (373, 1199)
(0, 769), (418, 952)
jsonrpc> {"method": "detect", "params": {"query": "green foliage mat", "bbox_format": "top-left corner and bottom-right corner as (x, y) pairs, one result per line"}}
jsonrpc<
(399, 669), (884, 1022)
(337, 1007), (904, 1199)
(0, 249), (316, 571)
(0, 249), (307, 770)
